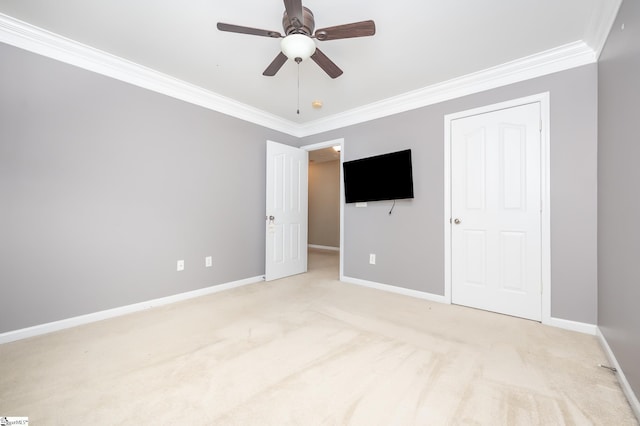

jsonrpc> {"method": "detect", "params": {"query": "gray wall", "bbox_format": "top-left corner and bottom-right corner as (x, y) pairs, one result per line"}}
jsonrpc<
(0, 39), (601, 332)
(0, 43), (297, 333)
(598, 0), (640, 401)
(308, 160), (340, 248)
(301, 64), (598, 324)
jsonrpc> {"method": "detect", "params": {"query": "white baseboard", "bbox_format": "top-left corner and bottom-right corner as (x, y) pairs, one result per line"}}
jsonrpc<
(342, 277), (599, 336)
(0, 275), (264, 345)
(543, 316), (598, 335)
(308, 244), (340, 252)
(341, 276), (449, 304)
(597, 327), (640, 420)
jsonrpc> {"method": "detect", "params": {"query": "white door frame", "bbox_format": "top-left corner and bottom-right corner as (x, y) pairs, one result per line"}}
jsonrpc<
(444, 93), (551, 324)
(300, 138), (345, 280)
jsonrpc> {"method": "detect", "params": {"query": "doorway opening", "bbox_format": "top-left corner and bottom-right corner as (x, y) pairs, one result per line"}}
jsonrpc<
(302, 138), (344, 280)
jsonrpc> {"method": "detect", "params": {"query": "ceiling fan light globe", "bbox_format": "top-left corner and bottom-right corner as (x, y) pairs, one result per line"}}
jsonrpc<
(280, 34), (316, 61)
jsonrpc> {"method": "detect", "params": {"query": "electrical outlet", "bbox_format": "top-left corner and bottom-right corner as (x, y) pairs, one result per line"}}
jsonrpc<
(205, 256), (213, 267)
(177, 260), (185, 271)
(369, 254), (376, 265)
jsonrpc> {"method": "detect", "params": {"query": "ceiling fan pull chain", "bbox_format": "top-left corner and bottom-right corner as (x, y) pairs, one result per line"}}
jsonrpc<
(297, 61), (300, 115)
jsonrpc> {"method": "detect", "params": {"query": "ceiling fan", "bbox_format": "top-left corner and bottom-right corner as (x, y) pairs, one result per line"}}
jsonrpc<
(217, 0), (376, 79)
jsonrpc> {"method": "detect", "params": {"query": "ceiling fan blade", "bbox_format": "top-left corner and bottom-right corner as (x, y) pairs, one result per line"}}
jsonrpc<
(310, 48), (343, 79)
(263, 52), (289, 76)
(283, 0), (304, 29)
(314, 20), (376, 41)
(217, 22), (282, 38)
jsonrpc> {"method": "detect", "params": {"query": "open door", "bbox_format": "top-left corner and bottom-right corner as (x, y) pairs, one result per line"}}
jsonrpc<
(265, 140), (308, 281)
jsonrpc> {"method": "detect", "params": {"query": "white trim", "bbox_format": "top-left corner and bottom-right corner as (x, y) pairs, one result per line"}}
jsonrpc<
(342, 276), (449, 305)
(308, 244), (340, 252)
(299, 139), (344, 152)
(301, 138), (345, 280)
(343, 276), (597, 336)
(584, 0), (623, 59)
(0, 13), (596, 138)
(0, 276), (263, 345)
(545, 317), (597, 335)
(443, 119), (452, 304)
(540, 95), (552, 324)
(0, 13), (297, 136)
(597, 327), (640, 420)
(295, 42), (594, 136)
(443, 93), (552, 325)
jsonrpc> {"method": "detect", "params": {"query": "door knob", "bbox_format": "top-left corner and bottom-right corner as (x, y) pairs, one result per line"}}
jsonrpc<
(454, 218), (461, 224)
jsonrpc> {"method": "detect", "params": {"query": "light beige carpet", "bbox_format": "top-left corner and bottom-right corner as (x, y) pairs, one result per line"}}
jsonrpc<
(0, 249), (637, 425)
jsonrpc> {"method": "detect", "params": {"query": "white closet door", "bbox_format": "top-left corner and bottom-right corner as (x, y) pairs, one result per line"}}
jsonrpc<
(451, 103), (542, 321)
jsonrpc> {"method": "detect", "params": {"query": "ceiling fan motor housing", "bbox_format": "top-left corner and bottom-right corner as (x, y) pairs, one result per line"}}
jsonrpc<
(283, 6), (315, 35)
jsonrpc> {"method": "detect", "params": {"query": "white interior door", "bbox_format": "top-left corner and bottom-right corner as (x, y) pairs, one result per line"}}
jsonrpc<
(265, 140), (308, 281)
(451, 103), (542, 321)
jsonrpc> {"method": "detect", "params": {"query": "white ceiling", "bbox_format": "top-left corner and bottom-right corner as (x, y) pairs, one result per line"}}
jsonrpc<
(0, 0), (619, 128)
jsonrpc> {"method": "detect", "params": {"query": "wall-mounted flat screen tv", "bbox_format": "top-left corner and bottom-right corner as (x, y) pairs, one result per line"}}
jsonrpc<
(343, 149), (414, 203)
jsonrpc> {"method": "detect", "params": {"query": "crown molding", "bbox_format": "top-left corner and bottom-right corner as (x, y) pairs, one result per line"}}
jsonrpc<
(295, 41), (596, 136)
(0, 13), (298, 135)
(583, 0), (623, 59)
(1, 13), (597, 139)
